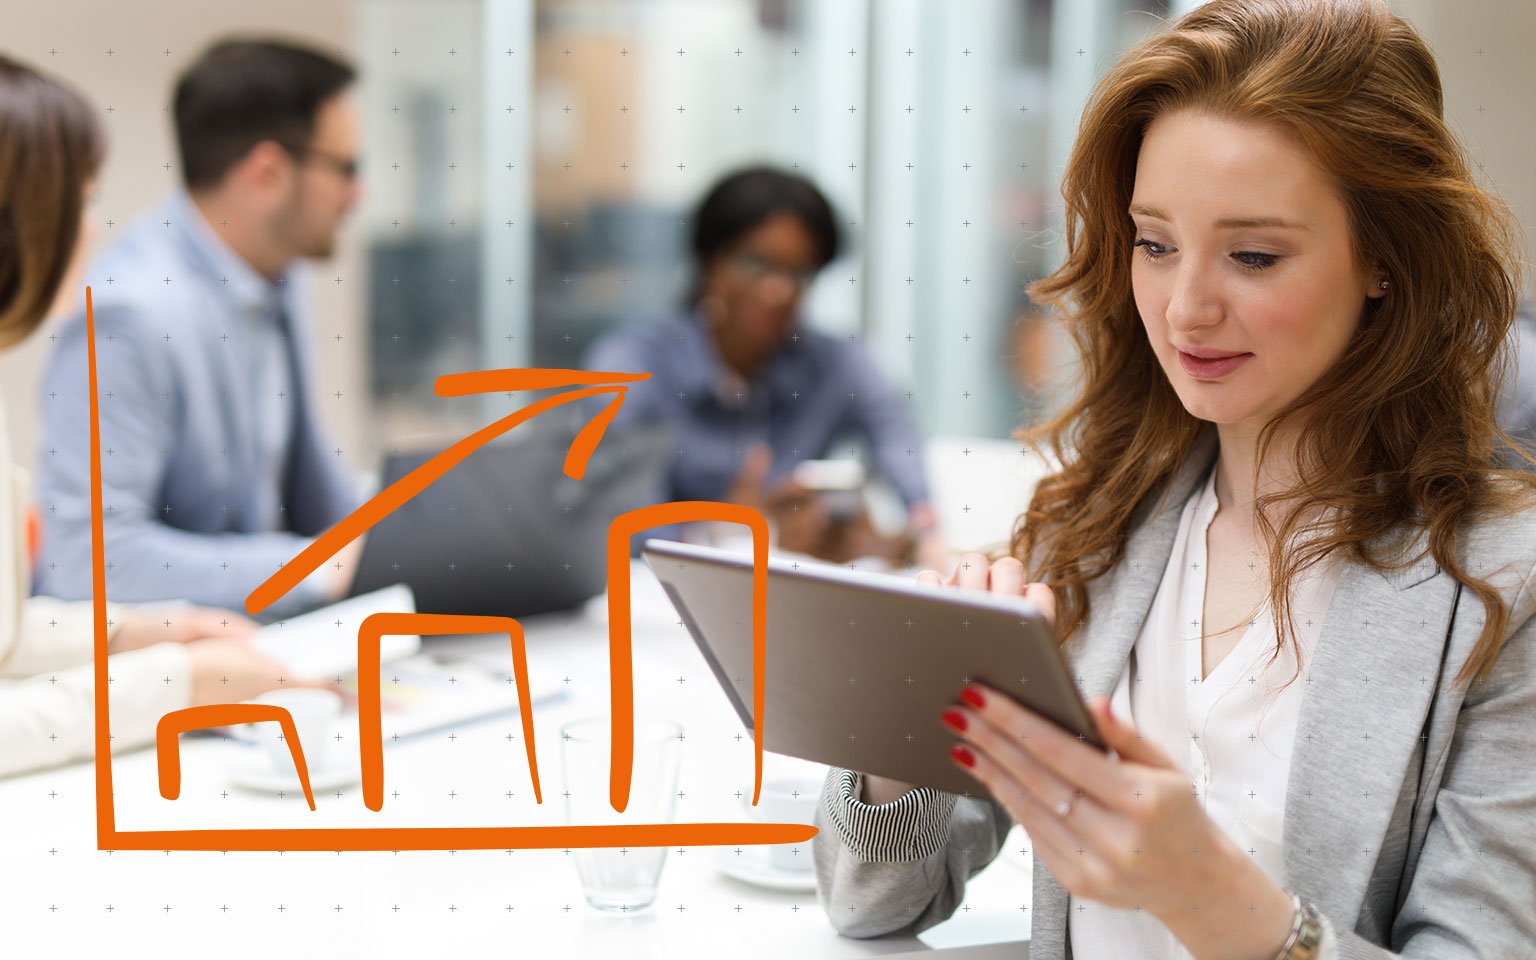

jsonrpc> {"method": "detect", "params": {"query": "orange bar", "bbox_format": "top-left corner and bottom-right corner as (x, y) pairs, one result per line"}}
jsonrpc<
(435, 368), (649, 396)
(102, 822), (817, 852)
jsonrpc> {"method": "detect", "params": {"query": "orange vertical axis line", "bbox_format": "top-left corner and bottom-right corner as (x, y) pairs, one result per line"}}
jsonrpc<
(86, 286), (118, 846)
(604, 503), (769, 813)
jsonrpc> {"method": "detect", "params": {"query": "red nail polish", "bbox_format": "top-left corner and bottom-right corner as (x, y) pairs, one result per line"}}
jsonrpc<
(940, 708), (968, 733)
(960, 686), (986, 710)
(950, 743), (977, 768)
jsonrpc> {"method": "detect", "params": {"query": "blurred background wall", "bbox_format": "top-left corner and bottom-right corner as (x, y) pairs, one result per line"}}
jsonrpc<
(0, 0), (364, 474)
(1, 0), (1530, 479)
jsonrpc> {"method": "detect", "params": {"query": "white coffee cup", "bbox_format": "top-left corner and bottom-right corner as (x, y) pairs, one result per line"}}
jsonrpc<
(239, 688), (344, 777)
(743, 777), (820, 872)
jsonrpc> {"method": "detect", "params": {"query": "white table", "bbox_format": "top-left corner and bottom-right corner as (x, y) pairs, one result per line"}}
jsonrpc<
(1, 563), (1033, 958)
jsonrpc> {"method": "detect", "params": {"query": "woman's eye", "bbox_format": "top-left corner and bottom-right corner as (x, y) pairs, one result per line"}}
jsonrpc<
(1133, 238), (1281, 273)
(1233, 251), (1281, 272)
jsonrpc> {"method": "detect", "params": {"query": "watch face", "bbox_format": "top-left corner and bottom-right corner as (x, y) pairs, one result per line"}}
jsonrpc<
(1294, 902), (1324, 958)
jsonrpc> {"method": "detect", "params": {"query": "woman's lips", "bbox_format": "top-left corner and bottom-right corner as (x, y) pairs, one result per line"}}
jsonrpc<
(1177, 349), (1253, 379)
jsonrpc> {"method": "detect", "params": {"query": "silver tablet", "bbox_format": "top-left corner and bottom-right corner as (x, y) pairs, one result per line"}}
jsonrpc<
(642, 539), (1105, 802)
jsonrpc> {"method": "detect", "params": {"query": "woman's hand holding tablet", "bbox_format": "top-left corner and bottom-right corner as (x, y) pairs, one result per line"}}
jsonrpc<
(928, 561), (1295, 955)
(861, 553), (1060, 805)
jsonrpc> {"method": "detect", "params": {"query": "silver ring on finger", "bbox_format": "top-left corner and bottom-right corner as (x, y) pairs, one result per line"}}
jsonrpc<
(1053, 795), (1076, 818)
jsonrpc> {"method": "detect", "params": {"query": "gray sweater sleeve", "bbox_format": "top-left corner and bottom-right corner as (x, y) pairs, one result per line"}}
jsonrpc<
(812, 767), (1015, 939)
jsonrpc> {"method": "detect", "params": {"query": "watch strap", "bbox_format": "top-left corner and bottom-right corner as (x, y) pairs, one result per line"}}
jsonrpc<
(1272, 894), (1324, 960)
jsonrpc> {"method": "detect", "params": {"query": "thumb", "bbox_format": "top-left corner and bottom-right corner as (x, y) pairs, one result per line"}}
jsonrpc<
(1087, 695), (1175, 769)
(1022, 581), (1057, 627)
(743, 443), (772, 480)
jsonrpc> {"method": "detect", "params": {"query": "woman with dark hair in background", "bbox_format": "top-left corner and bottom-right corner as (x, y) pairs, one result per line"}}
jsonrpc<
(0, 54), (300, 777)
(584, 166), (944, 567)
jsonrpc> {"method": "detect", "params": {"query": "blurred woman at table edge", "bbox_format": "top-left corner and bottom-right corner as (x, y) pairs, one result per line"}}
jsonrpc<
(0, 54), (302, 778)
(812, 0), (1536, 957)
(584, 166), (946, 569)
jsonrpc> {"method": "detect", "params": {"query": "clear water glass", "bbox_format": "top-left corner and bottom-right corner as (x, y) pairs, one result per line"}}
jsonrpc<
(559, 717), (683, 913)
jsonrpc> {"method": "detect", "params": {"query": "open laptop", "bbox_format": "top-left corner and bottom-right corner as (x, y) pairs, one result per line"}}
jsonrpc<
(349, 420), (672, 619)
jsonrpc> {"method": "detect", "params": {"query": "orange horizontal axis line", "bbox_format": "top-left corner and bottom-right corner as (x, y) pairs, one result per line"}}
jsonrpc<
(101, 823), (817, 852)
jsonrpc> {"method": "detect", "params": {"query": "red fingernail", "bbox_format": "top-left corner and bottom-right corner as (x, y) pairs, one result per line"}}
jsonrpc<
(960, 686), (986, 710)
(940, 708), (968, 733)
(950, 744), (976, 768)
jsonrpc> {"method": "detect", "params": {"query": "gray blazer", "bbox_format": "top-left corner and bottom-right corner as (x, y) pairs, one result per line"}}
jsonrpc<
(1496, 299), (1536, 466)
(813, 424), (1536, 958)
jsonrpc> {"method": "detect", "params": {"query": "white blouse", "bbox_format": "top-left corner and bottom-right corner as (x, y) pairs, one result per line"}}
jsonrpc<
(1068, 462), (1341, 959)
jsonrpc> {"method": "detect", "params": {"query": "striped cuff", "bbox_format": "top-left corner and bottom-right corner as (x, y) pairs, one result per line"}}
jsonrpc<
(821, 768), (957, 863)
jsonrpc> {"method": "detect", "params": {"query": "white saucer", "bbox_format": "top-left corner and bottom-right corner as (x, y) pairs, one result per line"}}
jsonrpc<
(716, 845), (818, 892)
(226, 753), (362, 795)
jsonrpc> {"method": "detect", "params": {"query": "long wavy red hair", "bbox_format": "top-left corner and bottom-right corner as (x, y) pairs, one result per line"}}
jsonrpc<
(1014, 0), (1535, 689)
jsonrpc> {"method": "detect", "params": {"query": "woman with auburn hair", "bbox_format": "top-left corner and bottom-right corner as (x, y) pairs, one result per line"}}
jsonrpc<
(0, 54), (302, 777)
(812, 1), (1536, 957)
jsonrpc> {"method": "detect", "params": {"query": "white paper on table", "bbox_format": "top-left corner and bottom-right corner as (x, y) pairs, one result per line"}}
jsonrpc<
(253, 584), (420, 679)
(358, 655), (569, 742)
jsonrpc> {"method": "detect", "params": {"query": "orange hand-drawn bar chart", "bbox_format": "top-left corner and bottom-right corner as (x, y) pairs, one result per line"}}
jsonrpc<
(83, 286), (817, 852)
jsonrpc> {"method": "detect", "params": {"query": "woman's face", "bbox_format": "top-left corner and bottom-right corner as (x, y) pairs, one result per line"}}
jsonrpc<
(1129, 109), (1385, 436)
(702, 211), (822, 358)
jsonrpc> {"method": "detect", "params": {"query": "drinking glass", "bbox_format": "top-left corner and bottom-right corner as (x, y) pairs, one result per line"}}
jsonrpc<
(559, 717), (683, 913)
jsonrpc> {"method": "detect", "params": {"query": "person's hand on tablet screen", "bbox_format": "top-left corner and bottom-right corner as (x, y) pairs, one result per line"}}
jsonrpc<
(916, 552), (1058, 626)
(862, 555), (1058, 806)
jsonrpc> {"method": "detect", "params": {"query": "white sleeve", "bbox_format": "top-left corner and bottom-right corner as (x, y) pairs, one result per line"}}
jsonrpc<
(0, 641), (192, 778)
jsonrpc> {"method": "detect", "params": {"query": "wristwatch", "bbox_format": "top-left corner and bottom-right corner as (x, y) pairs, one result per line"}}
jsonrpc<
(1271, 894), (1324, 960)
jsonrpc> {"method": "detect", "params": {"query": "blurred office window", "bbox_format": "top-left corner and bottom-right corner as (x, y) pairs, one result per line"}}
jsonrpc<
(359, 0), (1172, 449)
(360, 0), (499, 442)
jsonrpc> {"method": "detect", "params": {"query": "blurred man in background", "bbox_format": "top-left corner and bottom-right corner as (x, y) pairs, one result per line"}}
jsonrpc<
(35, 39), (363, 617)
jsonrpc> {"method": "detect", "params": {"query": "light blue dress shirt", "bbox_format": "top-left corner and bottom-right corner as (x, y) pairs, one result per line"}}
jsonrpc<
(582, 309), (931, 512)
(33, 191), (358, 617)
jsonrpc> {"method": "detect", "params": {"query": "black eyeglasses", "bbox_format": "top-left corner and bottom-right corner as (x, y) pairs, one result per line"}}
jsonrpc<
(280, 143), (361, 180)
(725, 251), (818, 292)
